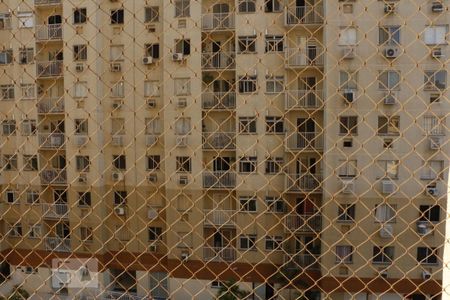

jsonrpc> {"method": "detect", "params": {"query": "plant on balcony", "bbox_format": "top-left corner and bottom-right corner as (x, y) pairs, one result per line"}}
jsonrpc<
(216, 279), (249, 300)
(272, 266), (308, 300)
(6, 285), (29, 300)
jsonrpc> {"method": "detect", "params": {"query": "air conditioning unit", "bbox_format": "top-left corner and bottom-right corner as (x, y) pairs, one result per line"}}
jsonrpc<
(112, 172), (124, 182)
(417, 222), (432, 236)
(342, 47), (355, 59)
(379, 223), (394, 239)
(341, 179), (354, 194)
(146, 98), (156, 108)
(176, 136), (188, 147)
(343, 89), (355, 103)
(379, 270), (388, 278)
(429, 137), (441, 150)
(74, 135), (88, 146)
(177, 98), (187, 108)
(173, 53), (184, 62)
(75, 63), (84, 72)
(146, 24), (156, 32)
(114, 206), (126, 216)
(78, 173), (87, 183)
(384, 47), (399, 58)
(110, 62), (122, 72)
(382, 180), (395, 194)
(179, 175), (188, 185)
(148, 207), (159, 219)
(384, 91), (397, 105)
(112, 100), (122, 109)
(112, 135), (124, 146)
(422, 271), (431, 280)
(432, 48), (444, 58)
(181, 252), (190, 261)
(431, 1), (444, 12)
(148, 173), (157, 183)
(51, 135), (63, 146)
(384, 3), (396, 14)
(426, 187), (438, 197)
(142, 56), (153, 65)
(149, 243), (158, 252)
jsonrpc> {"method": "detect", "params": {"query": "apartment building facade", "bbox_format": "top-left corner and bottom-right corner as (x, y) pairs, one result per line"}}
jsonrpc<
(0, 0), (447, 299)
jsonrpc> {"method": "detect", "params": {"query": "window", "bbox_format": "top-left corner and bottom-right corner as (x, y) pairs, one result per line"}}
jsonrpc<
(23, 155), (38, 171)
(148, 227), (162, 241)
(174, 0), (190, 17)
(73, 8), (87, 24)
(176, 156), (191, 173)
(73, 44), (87, 61)
(0, 13), (11, 30)
(379, 26), (401, 45)
(5, 190), (17, 204)
(373, 246), (394, 264)
(111, 9), (124, 24)
(378, 71), (400, 90)
(75, 119), (88, 134)
(424, 70), (447, 90)
(419, 205), (440, 222)
(265, 116), (284, 133)
(175, 117), (191, 135)
(145, 118), (162, 134)
(110, 45), (124, 62)
(239, 0), (256, 13)
(76, 156), (90, 172)
(265, 35), (283, 52)
(378, 116), (400, 135)
(147, 155), (160, 170)
(265, 157), (283, 174)
(18, 12), (33, 28)
(265, 76), (284, 93)
(80, 227), (93, 242)
(377, 160), (399, 179)
(265, 0), (281, 12)
(338, 204), (355, 222)
(113, 191), (127, 206)
(111, 81), (125, 98)
(421, 160), (444, 180)
(78, 192), (91, 207)
(211, 281), (224, 289)
(145, 44), (160, 59)
(2, 120), (16, 135)
(239, 235), (257, 250)
(335, 245), (353, 263)
(265, 196), (285, 213)
(74, 82), (88, 98)
(0, 85), (14, 100)
(339, 71), (358, 90)
(417, 247), (438, 265)
(144, 81), (160, 97)
(238, 36), (256, 53)
(265, 236), (282, 251)
(423, 116), (444, 135)
(374, 204), (397, 223)
(238, 76), (257, 93)
(339, 27), (357, 46)
(239, 117), (257, 134)
(175, 39), (190, 55)
(113, 155), (126, 170)
(8, 223), (22, 237)
(3, 155), (17, 170)
(338, 159), (357, 178)
(339, 116), (358, 135)
(174, 78), (191, 96)
(239, 156), (257, 173)
(240, 196), (257, 212)
(424, 26), (447, 45)
(29, 224), (41, 239)
(26, 191), (39, 204)
(0, 49), (12, 64)
(20, 84), (35, 99)
(18, 48), (33, 64)
(111, 118), (125, 135)
(145, 6), (159, 23)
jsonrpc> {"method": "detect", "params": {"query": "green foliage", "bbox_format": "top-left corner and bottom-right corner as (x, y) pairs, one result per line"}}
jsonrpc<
(7, 286), (29, 300)
(216, 279), (249, 300)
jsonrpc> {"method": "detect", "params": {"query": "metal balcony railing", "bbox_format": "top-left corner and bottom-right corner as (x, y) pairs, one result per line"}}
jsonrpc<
(42, 203), (69, 219)
(285, 173), (322, 192)
(202, 132), (235, 150)
(204, 210), (236, 226)
(203, 171), (236, 188)
(285, 48), (324, 67)
(36, 61), (63, 77)
(40, 169), (67, 185)
(203, 246), (236, 262)
(38, 133), (65, 148)
(45, 237), (71, 252)
(37, 98), (65, 114)
(34, 0), (61, 5)
(202, 13), (235, 30)
(284, 253), (320, 270)
(285, 90), (324, 110)
(284, 214), (322, 232)
(202, 92), (236, 109)
(35, 24), (63, 40)
(285, 5), (324, 25)
(202, 52), (236, 70)
(286, 132), (324, 150)
(101, 291), (145, 300)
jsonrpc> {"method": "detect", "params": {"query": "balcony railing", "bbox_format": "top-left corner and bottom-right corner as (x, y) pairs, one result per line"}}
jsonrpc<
(284, 253), (320, 271)
(203, 246), (236, 262)
(204, 210), (236, 226)
(285, 48), (324, 68)
(101, 291), (145, 300)
(37, 98), (65, 114)
(38, 133), (65, 148)
(36, 61), (63, 77)
(202, 92), (236, 110)
(285, 5), (324, 25)
(35, 24), (63, 40)
(45, 237), (71, 252)
(42, 203), (69, 219)
(203, 132), (235, 150)
(203, 171), (236, 188)
(202, 13), (235, 30)
(286, 132), (324, 150)
(34, 0), (61, 5)
(284, 214), (322, 232)
(285, 90), (324, 110)
(285, 173), (322, 192)
(202, 52), (236, 70)
(40, 169), (67, 185)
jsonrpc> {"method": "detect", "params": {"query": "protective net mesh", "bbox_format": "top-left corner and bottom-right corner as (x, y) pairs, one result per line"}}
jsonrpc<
(0, 0), (447, 299)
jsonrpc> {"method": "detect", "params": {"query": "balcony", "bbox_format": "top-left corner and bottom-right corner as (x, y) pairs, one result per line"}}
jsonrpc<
(203, 246), (236, 262)
(40, 169), (67, 185)
(202, 92), (236, 110)
(36, 61), (63, 78)
(284, 214), (322, 232)
(42, 203), (68, 220)
(37, 98), (65, 114)
(34, 0), (61, 5)
(285, 5), (324, 26)
(285, 48), (324, 68)
(202, 13), (235, 31)
(284, 253), (320, 271)
(285, 132), (324, 151)
(204, 210), (236, 227)
(35, 24), (63, 41)
(203, 132), (235, 150)
(45, 237), (71, 252)
(203, 171), (236, 189)
(285, 90), (323, 110)
(101, 291), (145, 300)
(285, 173), (322, 193)
(202, 52), (236, 70)
(38, 133), (65, 148)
